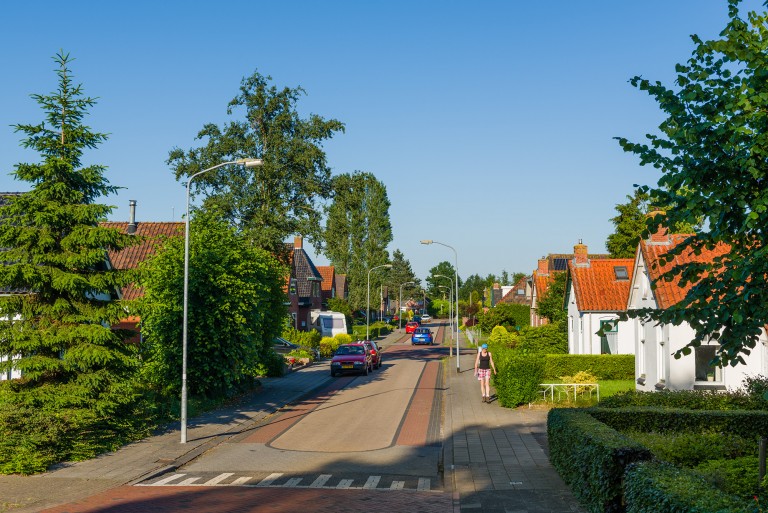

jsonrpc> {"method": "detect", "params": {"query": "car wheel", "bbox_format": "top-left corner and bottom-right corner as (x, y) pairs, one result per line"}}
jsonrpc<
(363, 364), (369, 376)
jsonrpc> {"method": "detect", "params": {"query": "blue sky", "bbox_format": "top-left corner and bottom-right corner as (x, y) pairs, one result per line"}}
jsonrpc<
(0, 1), (763, 282)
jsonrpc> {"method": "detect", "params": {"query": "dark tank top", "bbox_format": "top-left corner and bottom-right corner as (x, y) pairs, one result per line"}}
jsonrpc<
(478, 352), (490, 369)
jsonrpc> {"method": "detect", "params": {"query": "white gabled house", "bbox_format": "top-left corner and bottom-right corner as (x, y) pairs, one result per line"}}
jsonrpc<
(564, 241), (636, 355)
(628, 224), (768, 392)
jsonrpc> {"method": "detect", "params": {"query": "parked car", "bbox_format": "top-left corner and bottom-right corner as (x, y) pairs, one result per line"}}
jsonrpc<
(382, 315), (393, 324)
(352, 340), (382, 369)
(420, 313), (432, 322)
(411, 327), (434, 345)
(272, 337), (320, 359)
(405, 321), (419, 334)
(330, 344), (373, 376)
(412, 315), (422, 325)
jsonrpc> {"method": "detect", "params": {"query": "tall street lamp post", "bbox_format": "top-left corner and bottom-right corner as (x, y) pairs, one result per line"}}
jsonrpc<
(438, 285), (453, 353)
(367, 264), (392, 340)
(433, 273), (454, 347)
(421, 240), (460, 372)
(399, 281), (415, 330)
(181, 158), (262, 444)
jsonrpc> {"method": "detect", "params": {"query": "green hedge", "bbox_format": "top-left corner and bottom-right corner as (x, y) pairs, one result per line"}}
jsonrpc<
(598, 389), (763, 410)
(589, 407), (768, 438)
(624, 460), (750, 513)
(544, 354), (634, 380)
(493, 354), (546, 407)
(547, 408), (652, 513)
(351, 323), (390, 340)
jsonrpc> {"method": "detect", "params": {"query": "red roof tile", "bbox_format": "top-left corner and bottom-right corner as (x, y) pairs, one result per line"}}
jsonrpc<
(640, 235), (731, 310)
(317, 266), (335, 293)
(568, 259), (635, 311)
(100, 222), (184, 300)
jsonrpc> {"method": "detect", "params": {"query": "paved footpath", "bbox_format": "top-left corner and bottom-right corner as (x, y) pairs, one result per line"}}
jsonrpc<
(0, 325), (584, 513)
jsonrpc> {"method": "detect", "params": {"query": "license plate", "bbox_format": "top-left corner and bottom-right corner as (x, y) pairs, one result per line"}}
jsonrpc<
(342, 363), (353, 369)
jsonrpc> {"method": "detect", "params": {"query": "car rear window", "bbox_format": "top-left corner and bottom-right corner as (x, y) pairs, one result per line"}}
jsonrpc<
(415, 328), (430, 333)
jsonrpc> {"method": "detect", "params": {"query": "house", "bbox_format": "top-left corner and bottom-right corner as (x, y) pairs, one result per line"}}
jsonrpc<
(286, 236), (323, 330)
(498, 275), (532, 306)
(335, 274), (348, 300)
(564, 241), (635, 355)
(627, 220), (766, 391)
(316, 265), (336, 310)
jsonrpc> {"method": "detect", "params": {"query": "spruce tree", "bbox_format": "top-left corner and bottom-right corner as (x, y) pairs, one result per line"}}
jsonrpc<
(0, 52), (139, 412)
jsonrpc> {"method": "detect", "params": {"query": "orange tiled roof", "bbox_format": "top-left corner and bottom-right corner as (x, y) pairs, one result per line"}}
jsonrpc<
(640, 234), (731, 310)
(316, 266), (335, 293)
(568, 259), (635, 311)
(100, 222), (184, 300)
(533, 271), (554, 298)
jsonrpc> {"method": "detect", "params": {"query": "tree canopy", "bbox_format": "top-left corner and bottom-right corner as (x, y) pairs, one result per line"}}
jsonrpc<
(425, 261), (461, 298)
(0, 52), (143, 436)
(168, 71), (344, 257)
(616, 0), (768, 365)
(606, 190), (649, 259)
(534, 271), (567, 327)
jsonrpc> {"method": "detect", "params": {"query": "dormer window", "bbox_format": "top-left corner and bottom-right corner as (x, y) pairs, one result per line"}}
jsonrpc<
(289, 279), (297, 295)
(614, 266), (629, 280)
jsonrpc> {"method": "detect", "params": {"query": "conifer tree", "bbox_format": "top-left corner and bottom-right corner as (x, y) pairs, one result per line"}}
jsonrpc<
(0, 52), (139, 411)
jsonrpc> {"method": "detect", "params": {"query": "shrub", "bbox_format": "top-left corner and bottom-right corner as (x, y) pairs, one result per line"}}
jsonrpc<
(493, 354), (546, 406)
(282, 327), (322, 348)
(694, 456), (762, 499)
(559, 371), (599, 394)
(547, 408), (652, 513)
(514, 324), (567, 354)
(319, 337), (339, 358)
(590, 407), (768, 439)
(598, 389), (761, 410)
(623, 430), (756, 468)
(624, 460), (749, 513)
(544, 354), (635, 380)
(334, 333), (352, 345)
(476, 303), (530, 333)
(742, 374), (768, 403)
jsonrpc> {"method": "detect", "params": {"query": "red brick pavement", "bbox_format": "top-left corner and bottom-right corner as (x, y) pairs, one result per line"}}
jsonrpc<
(396, 361), (439, 446)
(41, 486), (452, 513)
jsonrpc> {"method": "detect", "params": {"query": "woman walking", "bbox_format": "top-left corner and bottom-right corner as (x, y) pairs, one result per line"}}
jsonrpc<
(474, 343), (497, 403)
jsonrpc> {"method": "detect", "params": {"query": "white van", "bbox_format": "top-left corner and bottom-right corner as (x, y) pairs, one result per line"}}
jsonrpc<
(310, 311), (348, 338)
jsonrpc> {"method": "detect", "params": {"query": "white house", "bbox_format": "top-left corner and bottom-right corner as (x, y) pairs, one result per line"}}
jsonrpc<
(565, 241), (636, 355)
(628, 226), (767, 391)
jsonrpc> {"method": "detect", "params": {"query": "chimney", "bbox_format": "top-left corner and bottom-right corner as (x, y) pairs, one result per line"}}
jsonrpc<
(127, 200), (137, 234)
(573, 239), (589, 266)
(294, 235), (303, 249)
(537, 258), (548, 276)
(647, 210), (670, 245)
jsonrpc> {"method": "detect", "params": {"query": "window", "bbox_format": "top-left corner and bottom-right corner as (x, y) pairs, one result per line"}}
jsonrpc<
(614, 266), (629, 280)
(289, 279), (297, 295)
(600, 320), (618, 354)
(695, 345), (722, 382)
(516, 288), (525, 296)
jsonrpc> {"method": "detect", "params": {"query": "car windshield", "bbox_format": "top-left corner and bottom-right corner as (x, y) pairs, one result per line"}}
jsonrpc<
(336, 346), (364, 355)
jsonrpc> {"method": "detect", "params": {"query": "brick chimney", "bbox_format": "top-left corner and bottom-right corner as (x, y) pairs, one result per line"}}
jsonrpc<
(573, 240), (589, 267)
(127, 200), (137, 234)
(647, 210), (670, 245)
(294, 235), (303, 249)
(537, 258), (548, 276)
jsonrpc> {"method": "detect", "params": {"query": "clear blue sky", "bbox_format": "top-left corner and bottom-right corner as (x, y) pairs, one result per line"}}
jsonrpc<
(0, 1), (762, 282)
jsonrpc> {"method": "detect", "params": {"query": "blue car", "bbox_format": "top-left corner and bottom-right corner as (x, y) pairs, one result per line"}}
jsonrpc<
(411, 327), (434, 345)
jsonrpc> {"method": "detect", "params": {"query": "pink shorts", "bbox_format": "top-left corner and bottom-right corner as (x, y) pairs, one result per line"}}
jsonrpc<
(477, 369), (491, 380)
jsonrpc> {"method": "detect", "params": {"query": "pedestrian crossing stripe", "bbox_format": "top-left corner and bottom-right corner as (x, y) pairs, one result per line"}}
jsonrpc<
(138, 472), (436, 492)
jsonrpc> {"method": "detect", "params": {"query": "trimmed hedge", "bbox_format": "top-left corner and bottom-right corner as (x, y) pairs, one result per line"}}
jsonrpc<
(589, 407), (768, 438)
(548, 408), (652, 513)
(544, 354), (634, 380)
(598, 389), (763, 410)
(493, 354), (546, 406)
(624, 460), (750, 513)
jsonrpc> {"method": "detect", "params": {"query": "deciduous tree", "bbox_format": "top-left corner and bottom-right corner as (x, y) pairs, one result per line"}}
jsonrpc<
(616, 0), (768, 364)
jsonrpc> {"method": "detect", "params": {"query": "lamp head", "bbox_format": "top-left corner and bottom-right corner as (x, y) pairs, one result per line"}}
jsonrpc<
(420, 240), (433, 245)
(236, 158), (264, 167)
(384, 264), (393, 269)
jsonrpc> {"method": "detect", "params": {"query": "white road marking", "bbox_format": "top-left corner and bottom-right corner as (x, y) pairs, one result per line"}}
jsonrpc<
(178, 477), (200, 485)
(336, 479), (354, 489)
(152, 474), (186, 486)
(363, 476), (381, 489)
(390, 480), (405, 490)
(283, 477), (303, 487)
(309, 474), (332, 488)
(203, 473), (234, 486)
(417, 477), (431, 491)
(256, 472), (283, 486)
(231, 476), (253, 485)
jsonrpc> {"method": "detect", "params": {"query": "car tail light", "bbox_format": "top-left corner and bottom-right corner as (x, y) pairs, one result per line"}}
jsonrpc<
(371, 350), (376, 355)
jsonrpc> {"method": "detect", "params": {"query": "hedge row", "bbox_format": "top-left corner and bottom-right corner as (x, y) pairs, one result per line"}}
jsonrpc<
(547, 408), (652, 512)
(544, 354), (634, 380)
(624, 460), (751, 513)
(598, 389), (765, 410)
(589, 407), (768, 438)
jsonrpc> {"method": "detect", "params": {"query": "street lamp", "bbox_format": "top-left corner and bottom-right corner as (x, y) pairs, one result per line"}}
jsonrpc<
(367, 264), (392, 339)
(421, 239), (460, 372)
(399, 281), (415, 330)
(182, 157), (263, 444)
(438, 285), (453, 351)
